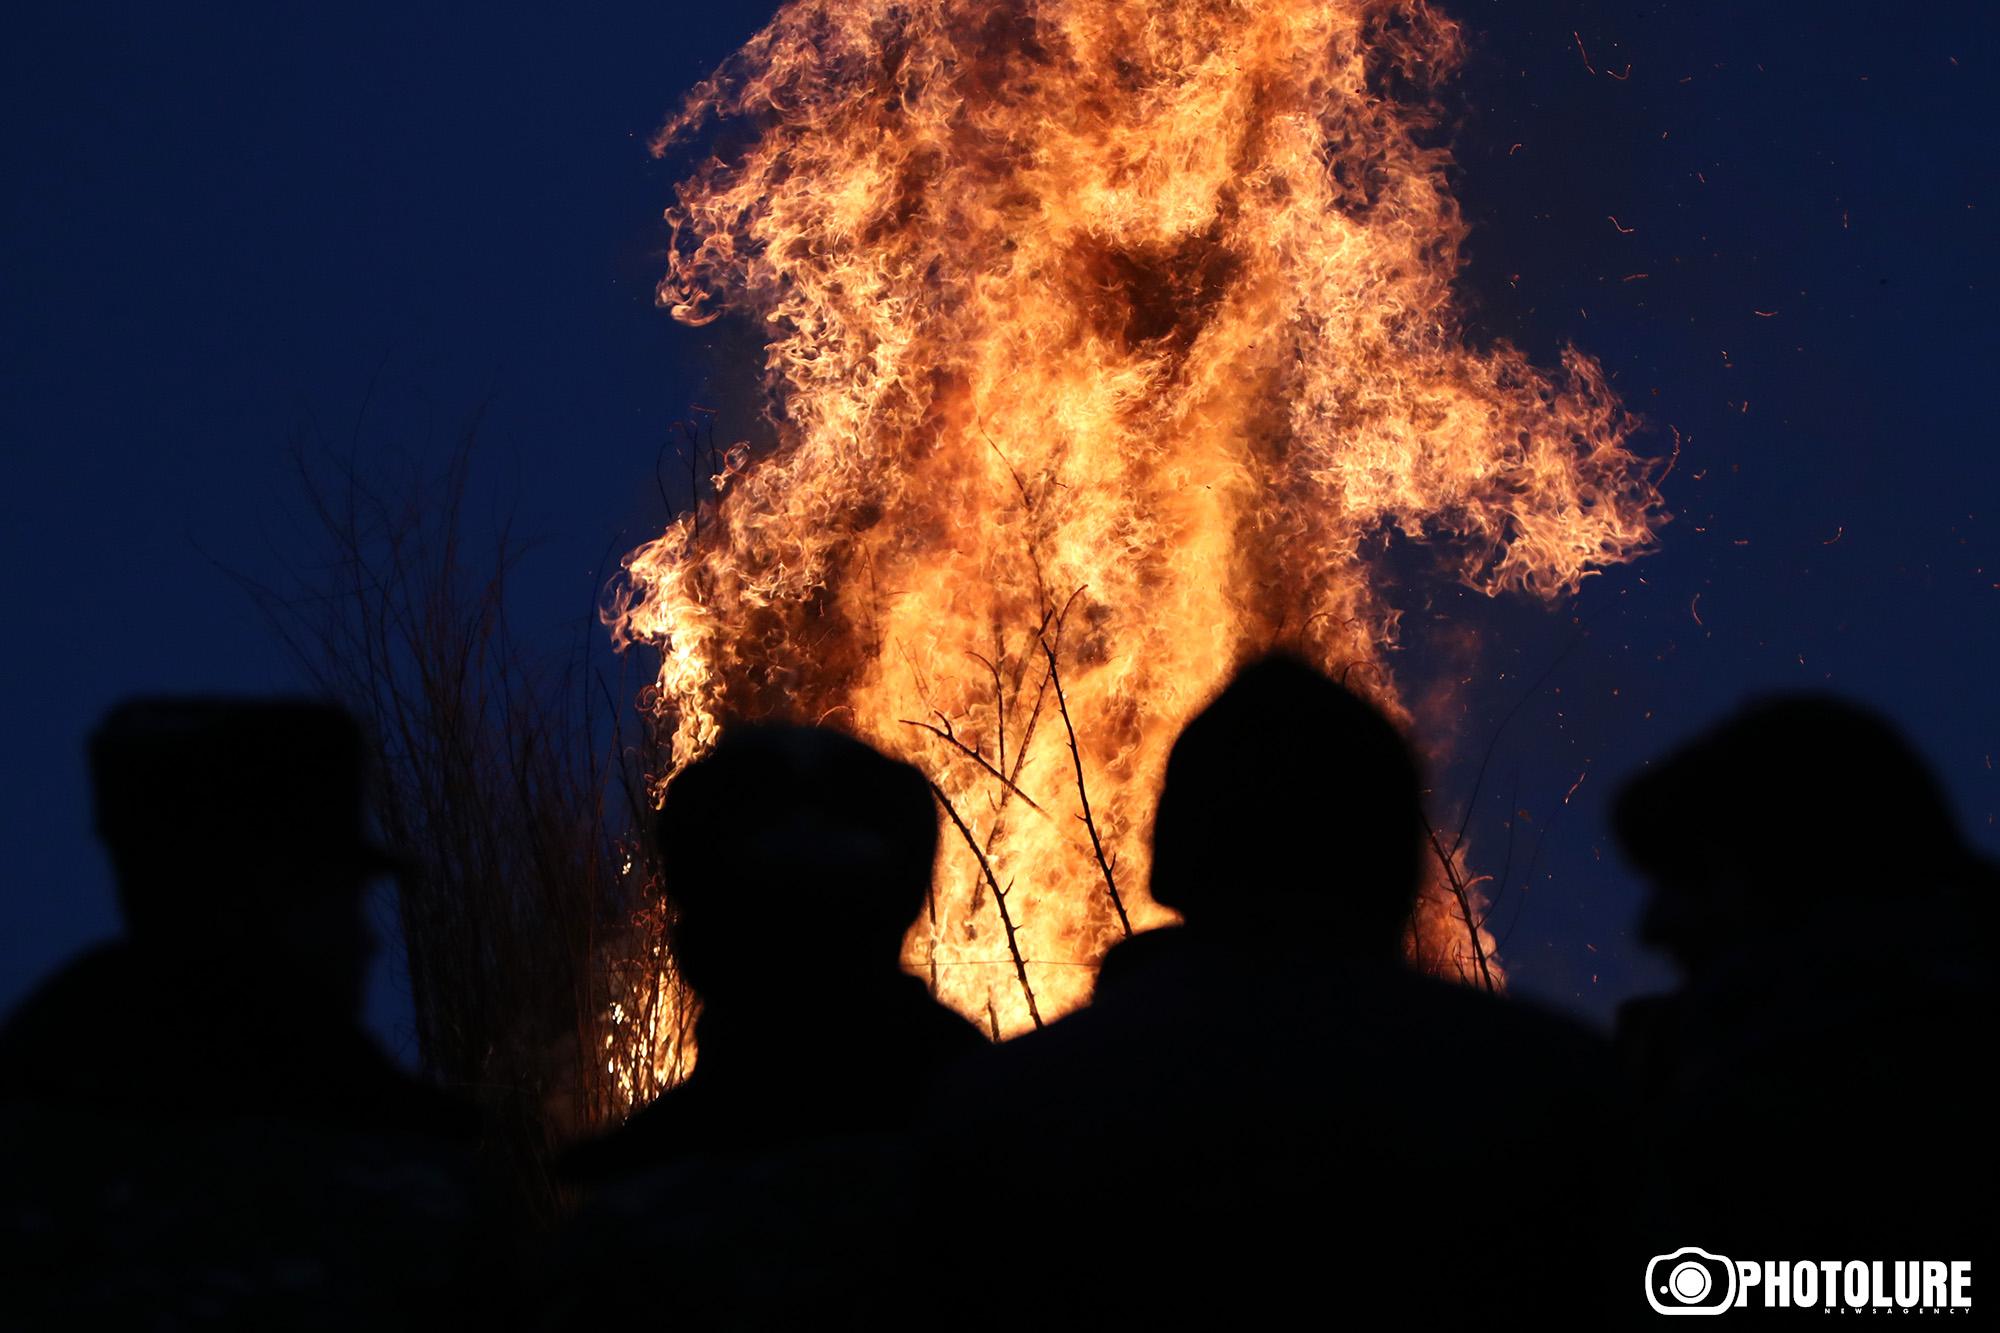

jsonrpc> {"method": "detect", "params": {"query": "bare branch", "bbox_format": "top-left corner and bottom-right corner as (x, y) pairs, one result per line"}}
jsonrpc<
(900, 714), (1047, 814)
(1039, 627), (1132, 938)
(930, 780), (1041, 1030)
(1420, 810), (1496, 993)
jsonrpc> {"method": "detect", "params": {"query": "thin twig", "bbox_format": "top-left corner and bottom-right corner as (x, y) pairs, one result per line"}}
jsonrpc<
(1040, 627), (1132, 938)
(930, 780), (1041, 1029)
(1420, 810), (1496, 992)
(1490, 799), (1566, 952)
(900, 714), (1047, 814)
(968, 649), (1006, 780)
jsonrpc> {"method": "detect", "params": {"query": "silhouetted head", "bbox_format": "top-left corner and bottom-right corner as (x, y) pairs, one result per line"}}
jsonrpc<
(1149, 654), (1424, 957)
(657, 725), (937, 1010)
(90, 698), (391, 1018)
(1614, 694), (1973, 972)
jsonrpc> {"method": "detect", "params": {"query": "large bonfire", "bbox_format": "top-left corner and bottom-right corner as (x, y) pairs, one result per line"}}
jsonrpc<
(608, 0), (1661, 1079)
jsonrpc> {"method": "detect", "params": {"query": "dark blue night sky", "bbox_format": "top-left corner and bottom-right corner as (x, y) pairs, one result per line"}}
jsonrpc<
(5, 2), (1994, 1045)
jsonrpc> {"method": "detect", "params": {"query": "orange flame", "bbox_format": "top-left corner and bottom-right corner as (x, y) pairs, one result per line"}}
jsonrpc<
(609, 0), (1660, 1056)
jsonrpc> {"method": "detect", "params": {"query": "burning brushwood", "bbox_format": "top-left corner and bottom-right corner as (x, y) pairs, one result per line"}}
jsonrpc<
(607, 0), (1663, 1077)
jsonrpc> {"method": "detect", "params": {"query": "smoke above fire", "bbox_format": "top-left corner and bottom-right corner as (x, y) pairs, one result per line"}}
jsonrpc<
(609, 0), (1662, 1046)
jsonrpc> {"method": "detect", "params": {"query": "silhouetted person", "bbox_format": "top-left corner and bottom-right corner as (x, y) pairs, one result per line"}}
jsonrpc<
(543, 726), (985, 1329)
(0, 699), (484, 1331)
(922, 655), (1625, 1329)
(1615, 696), (1994, 1264)
(565, 725), (985, 1181)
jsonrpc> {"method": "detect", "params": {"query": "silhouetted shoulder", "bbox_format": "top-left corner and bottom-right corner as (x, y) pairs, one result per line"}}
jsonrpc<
(0, 941), (473, 1139)
(565, 974), (983, 1184)
(0, 949), (490, 1331)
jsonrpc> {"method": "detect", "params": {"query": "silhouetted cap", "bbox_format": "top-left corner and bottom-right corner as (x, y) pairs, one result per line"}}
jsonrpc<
(656, 725), (938, 996)
(1149, 654), (1423, 947)
(1614, 694), (1969, 900)
(91, 698), (394, 892)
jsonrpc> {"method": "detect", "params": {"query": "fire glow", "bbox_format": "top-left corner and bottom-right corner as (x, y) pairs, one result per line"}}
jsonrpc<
(608, 0), (1662, 1065)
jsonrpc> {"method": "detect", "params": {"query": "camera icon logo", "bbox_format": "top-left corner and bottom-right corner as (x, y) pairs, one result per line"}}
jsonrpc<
(1646, 1247), (1737, 1315)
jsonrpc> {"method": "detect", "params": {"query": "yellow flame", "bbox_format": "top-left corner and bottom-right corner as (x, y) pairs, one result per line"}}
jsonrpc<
(610, 0), (1660, 1054)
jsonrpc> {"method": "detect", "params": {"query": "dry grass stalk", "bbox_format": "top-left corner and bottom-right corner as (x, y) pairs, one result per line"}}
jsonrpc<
(240, 420), (684, 1221)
